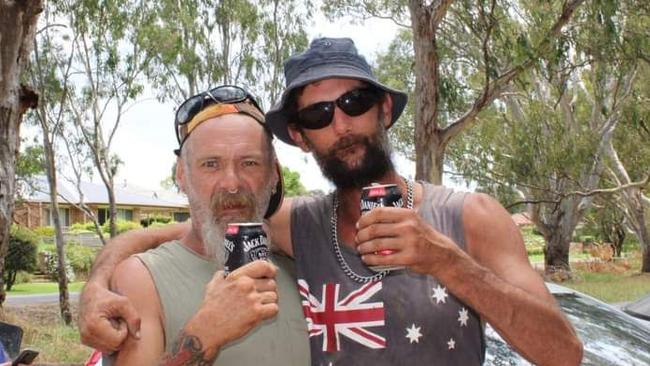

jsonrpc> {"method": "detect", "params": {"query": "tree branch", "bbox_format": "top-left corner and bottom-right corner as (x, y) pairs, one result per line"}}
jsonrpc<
(441, 0), (586, 145)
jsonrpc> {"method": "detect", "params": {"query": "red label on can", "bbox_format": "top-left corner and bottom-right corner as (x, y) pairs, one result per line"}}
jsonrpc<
(367, 187), (386, 198)
(226, 224), (239, 235)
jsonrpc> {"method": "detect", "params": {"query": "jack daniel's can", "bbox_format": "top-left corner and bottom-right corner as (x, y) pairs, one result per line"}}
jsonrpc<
(361, 183), (405, 272)
(224, 223), (269, 274)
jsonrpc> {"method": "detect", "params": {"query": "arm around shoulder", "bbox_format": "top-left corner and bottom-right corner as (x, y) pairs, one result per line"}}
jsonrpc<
(266, 197), (294, 257)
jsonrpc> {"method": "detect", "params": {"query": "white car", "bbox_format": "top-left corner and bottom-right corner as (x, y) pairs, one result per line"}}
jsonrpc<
(484, 283), (650, 365)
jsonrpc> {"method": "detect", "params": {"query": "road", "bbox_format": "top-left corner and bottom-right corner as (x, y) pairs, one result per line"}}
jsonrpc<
(5, 292), (80, 306)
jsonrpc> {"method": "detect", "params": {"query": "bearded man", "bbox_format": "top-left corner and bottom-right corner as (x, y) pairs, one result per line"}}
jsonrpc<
(106, 86), (309, 365)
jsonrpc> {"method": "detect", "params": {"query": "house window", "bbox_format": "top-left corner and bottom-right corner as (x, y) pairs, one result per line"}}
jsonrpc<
(43, 207), (70, 227)
(118, 209), (133, 221)
(98, 208), (107, 225)
(98, 208), (134, 223)
(173, 212), (190, 222)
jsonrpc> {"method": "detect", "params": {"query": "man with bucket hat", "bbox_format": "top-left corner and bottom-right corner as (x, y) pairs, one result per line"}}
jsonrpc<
(101, 86), (309, 365)
(79, 38), (582, 365)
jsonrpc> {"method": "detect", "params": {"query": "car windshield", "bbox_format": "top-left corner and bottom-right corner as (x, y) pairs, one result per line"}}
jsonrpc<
(485, 292), (650, 366)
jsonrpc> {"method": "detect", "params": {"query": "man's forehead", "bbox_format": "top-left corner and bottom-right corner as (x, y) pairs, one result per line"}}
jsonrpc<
(186, 115), (267, 150)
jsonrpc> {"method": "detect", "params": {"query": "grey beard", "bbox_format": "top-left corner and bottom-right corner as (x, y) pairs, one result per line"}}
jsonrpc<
(187, 174), (276, 265)
(200, 215), (226, 267)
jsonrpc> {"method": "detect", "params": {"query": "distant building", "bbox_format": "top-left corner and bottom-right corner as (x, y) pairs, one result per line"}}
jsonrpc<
(13, 176), (189, 229)
(511, 212), (534, 227)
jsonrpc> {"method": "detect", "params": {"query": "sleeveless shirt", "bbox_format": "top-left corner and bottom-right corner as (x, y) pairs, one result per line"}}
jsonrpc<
(135, 241), (310, 366)
(291, 183), (485, 365)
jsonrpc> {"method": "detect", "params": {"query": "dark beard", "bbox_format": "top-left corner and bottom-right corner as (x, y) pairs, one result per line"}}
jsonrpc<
(310, 132), (394, 189)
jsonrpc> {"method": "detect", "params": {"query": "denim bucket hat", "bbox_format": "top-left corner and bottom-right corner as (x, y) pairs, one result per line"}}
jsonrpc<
(266, 37), (408, 146)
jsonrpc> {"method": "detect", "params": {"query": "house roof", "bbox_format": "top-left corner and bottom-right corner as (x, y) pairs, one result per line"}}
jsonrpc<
(23, 176), (188, 209)
(511, 212), (533, 226)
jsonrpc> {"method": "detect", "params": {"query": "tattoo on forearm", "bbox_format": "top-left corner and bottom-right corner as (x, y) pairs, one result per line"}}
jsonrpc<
(160, 332), (215, 366)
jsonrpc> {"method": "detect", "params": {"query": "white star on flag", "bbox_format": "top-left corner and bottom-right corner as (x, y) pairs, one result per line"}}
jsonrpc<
(405, 324), (423, 344)
(431, 284), (448, 304)
(447, 337), (456, 350)
(458, 307), (469, 327)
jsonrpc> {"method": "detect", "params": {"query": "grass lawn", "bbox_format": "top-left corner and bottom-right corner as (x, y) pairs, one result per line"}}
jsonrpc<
(8, 281), (85, 295)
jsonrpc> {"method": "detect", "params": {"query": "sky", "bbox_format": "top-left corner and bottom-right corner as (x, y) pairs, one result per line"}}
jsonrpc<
(21, 13), (470, 194)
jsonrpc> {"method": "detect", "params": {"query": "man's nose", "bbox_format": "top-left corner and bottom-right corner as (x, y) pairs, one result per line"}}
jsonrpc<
(331, 106), (353, 135)
(220, 165), (242, 193)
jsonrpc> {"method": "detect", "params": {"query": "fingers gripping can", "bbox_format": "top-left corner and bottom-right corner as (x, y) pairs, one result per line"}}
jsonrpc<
(361, 184), (405, 272)
(224, 223), (270, 274)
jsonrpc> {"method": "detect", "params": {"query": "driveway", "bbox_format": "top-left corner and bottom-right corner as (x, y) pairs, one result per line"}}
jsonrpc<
(5, 292), (79, 306)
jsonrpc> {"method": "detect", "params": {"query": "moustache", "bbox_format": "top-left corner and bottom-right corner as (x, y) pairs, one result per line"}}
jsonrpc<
(328, 135), (368, 155)
(210, 190), (257, 218)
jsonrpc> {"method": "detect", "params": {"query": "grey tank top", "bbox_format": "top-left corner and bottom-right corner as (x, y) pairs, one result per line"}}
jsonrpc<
(135, 241), (310, 366)
(291, 183), (485, 365)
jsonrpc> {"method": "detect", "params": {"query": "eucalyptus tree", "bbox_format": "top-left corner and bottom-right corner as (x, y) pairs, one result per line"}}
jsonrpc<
(323, 0), (585, 184)
(606, 62), (650, 272)
(138, 0), (310, 107)
(25, 1), (78, 324)
(60, 0), (153, 238)
(0, 0), (42, 306)
(449, 0), (647, 274)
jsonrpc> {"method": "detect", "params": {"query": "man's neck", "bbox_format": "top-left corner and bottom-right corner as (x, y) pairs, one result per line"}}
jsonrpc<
(181, 227), (212, 259)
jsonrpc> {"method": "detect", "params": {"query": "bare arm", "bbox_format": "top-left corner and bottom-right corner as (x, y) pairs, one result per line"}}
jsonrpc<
(266, 198), (294, 257)
(111, 257), (165, 365)
(356, 193), (583, 366)
(79, 222), (190, 352)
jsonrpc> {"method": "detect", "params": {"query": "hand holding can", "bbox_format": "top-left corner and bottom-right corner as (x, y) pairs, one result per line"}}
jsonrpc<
(360, 184), (405, 272)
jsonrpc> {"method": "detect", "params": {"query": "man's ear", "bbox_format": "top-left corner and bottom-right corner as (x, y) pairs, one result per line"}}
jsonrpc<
(288, 125), (311, 152)
(380, 93), (394, 129)
(176, 157), (188, 194)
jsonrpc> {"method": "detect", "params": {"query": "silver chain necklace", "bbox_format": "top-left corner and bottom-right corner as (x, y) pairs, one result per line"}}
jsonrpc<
(330, 179), (414, 283)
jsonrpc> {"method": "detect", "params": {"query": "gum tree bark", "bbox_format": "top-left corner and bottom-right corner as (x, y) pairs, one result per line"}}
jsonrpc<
(0, 0), (42, 306)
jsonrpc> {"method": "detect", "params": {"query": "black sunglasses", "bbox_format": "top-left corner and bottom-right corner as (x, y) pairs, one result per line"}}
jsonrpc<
(174, 85), (263, 144)
(294, 87), (384, 130)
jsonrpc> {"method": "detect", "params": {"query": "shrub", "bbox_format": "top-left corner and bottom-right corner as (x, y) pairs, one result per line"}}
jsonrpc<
(5, 225), (40, 291)
(101, 220), (141, 234)
(32, 226), (55, 237)
(69, 222), (97, 233)
(41, 250), (76, 283)
(141, 215), (173, 227)
(148, 221), (175, 229)
(14, 271), (33, 285)
(65, 243), (98, 280)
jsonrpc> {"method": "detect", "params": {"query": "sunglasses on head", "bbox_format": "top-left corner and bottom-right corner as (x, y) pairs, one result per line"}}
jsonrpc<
(174, 85), (262, 144)
(294, 87), (384, 130)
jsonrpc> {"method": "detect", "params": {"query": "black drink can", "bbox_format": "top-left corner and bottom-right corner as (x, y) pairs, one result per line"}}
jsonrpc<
(360, 183), (405, 272)
(224, 223), (269, 274)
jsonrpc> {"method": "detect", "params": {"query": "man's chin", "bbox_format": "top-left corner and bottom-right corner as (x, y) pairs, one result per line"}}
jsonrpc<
(215, 211), (256, 224)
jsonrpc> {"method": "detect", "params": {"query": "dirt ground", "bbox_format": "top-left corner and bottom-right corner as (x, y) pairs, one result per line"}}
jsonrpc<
(5, 302), (79, 326)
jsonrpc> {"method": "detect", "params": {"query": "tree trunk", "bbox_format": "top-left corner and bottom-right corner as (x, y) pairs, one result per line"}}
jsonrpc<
(635, 217), (650, 272)
(541, 199), (582, 278)
(409, 1), (443, 185)
(641, 245), (650, 273)
(0, 0), (43, 307)
(108, 177), (117, 238)
(43, 136), (72, 325)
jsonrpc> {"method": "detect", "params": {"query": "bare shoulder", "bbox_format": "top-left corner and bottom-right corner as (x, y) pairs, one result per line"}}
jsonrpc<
(462, 193), (528, 268)
(267, 197), (295, 257)
(462, 193), (552, 299)
(111, 257), (159, 309)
